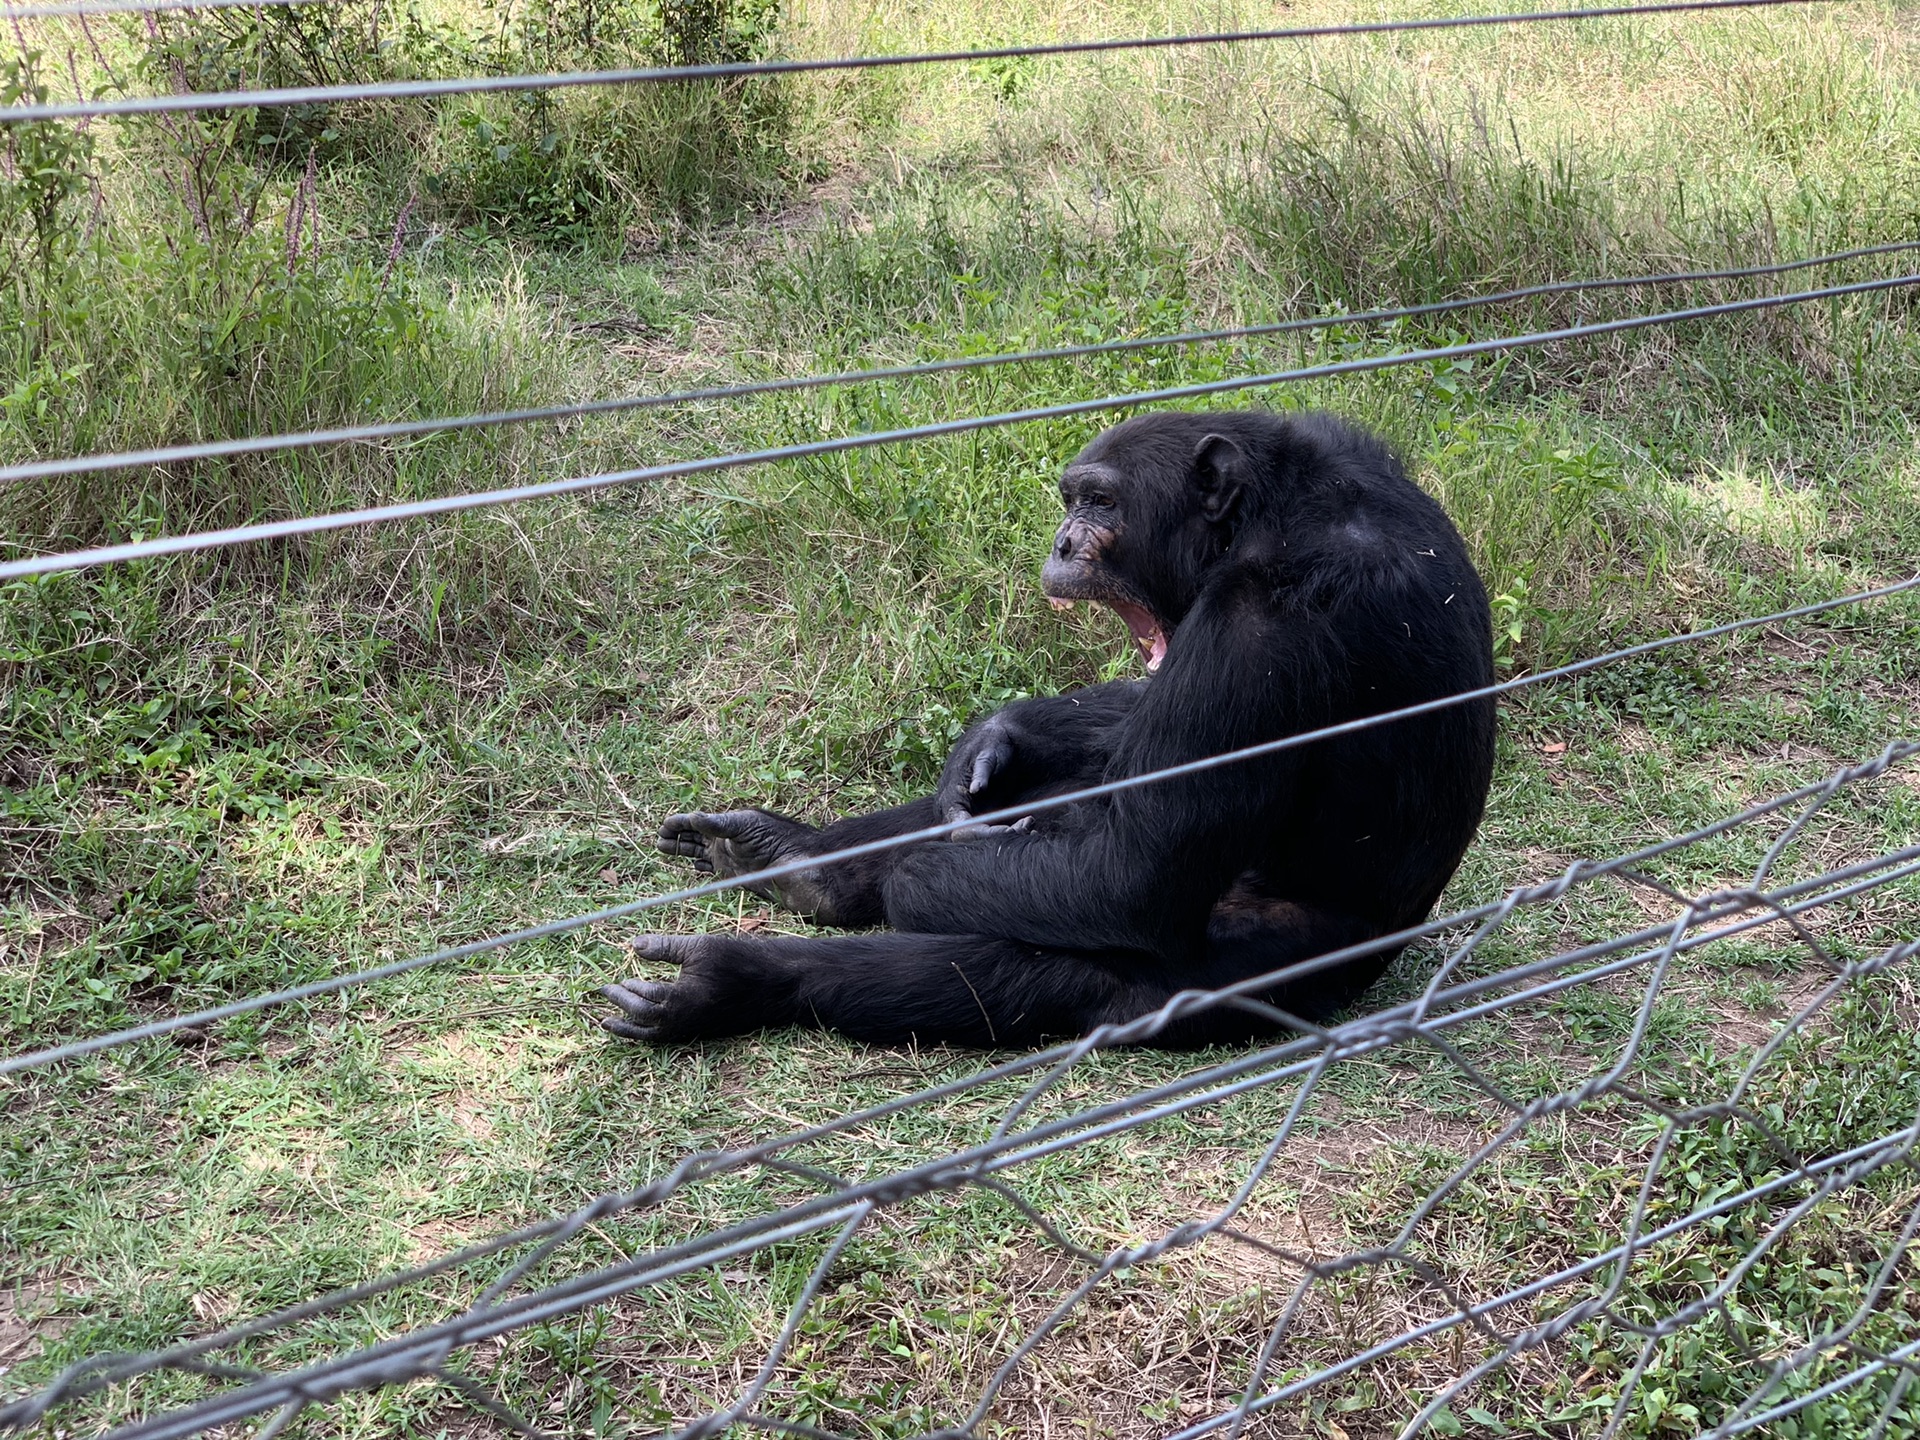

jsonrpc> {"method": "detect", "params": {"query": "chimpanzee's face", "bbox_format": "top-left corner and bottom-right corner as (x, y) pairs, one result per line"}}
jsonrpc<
(1041, 416), (1252, 672)
(1040, 458), (1172, 672)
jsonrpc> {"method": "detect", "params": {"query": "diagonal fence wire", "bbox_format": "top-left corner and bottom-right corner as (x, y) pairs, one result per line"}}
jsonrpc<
(8, 737), (1920, 1439)
(9, 15), (1918, 1420)
(10, 288), (1917, 1440)
(5, 568), (1917, 1079)
(4, 237), (1916, 489)
(0, 0), (1833, 123)
(5, 268), (1918, 580)
(19, 751), (1920, 1422)
(7, 4), (1916, 1435)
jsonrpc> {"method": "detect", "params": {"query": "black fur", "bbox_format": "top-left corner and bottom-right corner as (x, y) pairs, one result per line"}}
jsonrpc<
(601, 410), (1496, 1049)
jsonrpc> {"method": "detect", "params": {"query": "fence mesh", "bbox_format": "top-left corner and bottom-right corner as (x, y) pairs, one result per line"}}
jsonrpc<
(6, 2), (1920, 1435)
(9, 740), (1920, 1439)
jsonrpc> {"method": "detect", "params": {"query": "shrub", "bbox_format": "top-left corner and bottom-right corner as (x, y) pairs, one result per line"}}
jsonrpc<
(424, 0), (790, 238)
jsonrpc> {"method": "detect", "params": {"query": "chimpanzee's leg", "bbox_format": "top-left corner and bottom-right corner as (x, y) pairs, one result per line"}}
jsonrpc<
(600, 931), (1145, 1046)
(598, 898), (1388, 1048)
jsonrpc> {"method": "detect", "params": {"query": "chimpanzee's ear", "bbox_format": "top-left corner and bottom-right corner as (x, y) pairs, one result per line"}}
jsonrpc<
(1192, 432), (1249, 524)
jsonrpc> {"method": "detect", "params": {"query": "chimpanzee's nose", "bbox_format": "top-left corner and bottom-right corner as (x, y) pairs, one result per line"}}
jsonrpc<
(1054, 531), (1074, 559)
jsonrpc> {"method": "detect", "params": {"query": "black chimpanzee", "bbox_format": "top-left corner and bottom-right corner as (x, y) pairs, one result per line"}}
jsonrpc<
(598, 409), (1496, 1048)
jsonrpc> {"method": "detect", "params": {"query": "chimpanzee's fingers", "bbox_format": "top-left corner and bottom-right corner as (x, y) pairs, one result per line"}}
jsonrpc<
(967, 735), (1013, 795)
(659, 843), (718, 874)
(968, 751), (996, 795)
(658, 814), (713, 860)
(689, 811), (764, 839)
(950, 815), (1034, 841)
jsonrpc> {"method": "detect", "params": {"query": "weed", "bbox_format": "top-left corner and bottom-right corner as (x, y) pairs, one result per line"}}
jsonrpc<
(7, 2), (1920, 1435)
(0, 49), (96, 366)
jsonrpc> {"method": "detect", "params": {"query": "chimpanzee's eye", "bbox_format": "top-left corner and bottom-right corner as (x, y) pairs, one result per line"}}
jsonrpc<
(1086, 493), (1115, 509)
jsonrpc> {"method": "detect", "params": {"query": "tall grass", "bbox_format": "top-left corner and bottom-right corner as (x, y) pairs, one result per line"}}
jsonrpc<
(5, 1), (1920, 660)
(0, 0), (790, 642)
(15, 0), (1920, 652)
(9, 8), (1920, 1438)
(0, 0), (791, 477)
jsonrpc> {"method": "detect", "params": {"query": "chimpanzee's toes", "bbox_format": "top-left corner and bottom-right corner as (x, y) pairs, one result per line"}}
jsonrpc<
(630, 934), (702, 965)
(600, 1015), (659, 1041)
(597, 977), (675, 1042)
(602, 978), (671, 1013)
(599, 936), (706, 1039)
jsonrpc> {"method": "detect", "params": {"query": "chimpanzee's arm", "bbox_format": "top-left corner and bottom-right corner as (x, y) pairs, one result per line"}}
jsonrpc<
(656, 684), (1142, 925)
(885, 595), (1334, 958)
(657, 798), (943, 928)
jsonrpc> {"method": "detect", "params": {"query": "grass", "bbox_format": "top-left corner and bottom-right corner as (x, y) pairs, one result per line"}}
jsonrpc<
(7, 0), (1920, 1434)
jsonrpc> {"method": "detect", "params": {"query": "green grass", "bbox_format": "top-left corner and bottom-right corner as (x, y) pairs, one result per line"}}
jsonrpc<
(8, 0), (1920, 1434)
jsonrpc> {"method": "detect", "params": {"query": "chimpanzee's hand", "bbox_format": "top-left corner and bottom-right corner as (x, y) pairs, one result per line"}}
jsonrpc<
(935, 713), (1020, 831)
(657, 811), (795, 900)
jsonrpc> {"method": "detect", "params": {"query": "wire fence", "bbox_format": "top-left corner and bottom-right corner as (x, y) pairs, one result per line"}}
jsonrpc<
(0, 0), (1834, 122)
(7, 237), (1918, 491)
(7, 268), (1919, 580)
(7, 737), (1920, 1437)
(5, 568), (1916, 1079)
(5, 564), (1919, 1434)
(7, 0), (1920, 1434)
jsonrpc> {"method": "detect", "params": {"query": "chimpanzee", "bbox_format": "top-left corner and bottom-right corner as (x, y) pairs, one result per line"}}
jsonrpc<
(598, 409), (1496, 1049)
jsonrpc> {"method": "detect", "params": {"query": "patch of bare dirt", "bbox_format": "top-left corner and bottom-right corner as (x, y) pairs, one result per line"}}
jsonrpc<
(0, 1278), (69, 1382)
(571, 1099), (1516, 1437)
(1700, 966), (1845, 1054)
(601, 317), (733, 376)
(0, 906), (92, 976)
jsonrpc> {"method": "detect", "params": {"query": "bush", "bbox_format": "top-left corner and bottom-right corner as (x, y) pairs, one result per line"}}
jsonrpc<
(1, 50), (97, 379)
(142, 0), (413, 161)
(128, 0), (792, 240)
(427, 74), (789, 242)
(0, 55), (563, 633)
(424, 0), (789, 237)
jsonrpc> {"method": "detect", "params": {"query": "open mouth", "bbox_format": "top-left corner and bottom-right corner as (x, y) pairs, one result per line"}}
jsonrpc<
(1049, 595), (1169, 672)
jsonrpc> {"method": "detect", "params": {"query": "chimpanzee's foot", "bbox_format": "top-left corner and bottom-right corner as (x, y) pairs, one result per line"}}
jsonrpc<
(598, 976), (677, 1042)
(656, 810), (842, 919)
(598, 934), (783, 1043)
